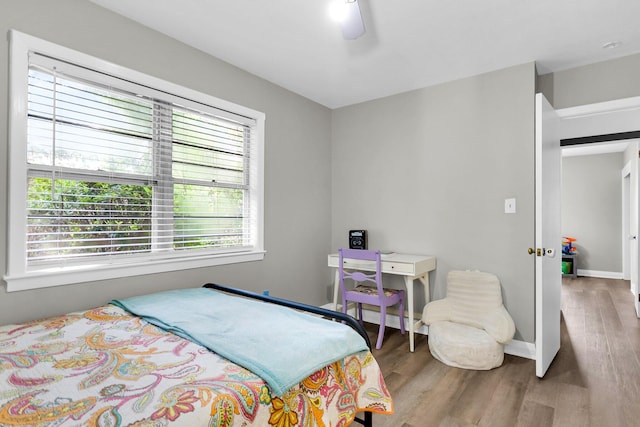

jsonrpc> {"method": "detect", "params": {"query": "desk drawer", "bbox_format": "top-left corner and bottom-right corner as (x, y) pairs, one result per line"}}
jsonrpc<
(340, 259), (374, 270)
(383, 261), (415, 274)
(337, 259), (415, 275)
(328, 253), (436, 277)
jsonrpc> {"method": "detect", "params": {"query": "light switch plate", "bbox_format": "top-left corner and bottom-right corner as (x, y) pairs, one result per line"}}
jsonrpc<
(505, 198), (516, 214)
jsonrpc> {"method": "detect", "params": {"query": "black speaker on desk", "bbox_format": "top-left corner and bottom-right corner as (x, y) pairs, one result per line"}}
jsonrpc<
(348, 230), (367, 250)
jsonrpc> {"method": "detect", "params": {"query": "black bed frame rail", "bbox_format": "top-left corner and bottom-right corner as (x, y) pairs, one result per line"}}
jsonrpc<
(203, 283), (371, 349)
(202, 283), (374, 427)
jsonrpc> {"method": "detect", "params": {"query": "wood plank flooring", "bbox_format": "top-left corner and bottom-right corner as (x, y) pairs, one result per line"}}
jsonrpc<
(364, 277), (640, 427)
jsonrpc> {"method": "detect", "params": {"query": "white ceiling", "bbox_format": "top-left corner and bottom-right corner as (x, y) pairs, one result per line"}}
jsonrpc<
(90, 0), (640, 109)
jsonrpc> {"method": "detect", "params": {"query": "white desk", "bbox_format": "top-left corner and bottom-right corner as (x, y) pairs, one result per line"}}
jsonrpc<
(328, 252), (436, 352)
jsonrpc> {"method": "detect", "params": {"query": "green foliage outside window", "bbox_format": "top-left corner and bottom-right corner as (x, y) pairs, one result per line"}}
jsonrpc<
(27, 178), (152, 260)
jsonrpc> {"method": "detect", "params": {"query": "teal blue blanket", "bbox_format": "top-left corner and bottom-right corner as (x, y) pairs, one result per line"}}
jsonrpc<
(110, 288), (368, 396)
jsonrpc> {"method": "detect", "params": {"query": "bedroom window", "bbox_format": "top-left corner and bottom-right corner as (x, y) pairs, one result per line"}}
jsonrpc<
(5, 31), (265, 292)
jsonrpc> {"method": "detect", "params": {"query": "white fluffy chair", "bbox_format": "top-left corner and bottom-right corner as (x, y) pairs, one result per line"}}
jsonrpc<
(422, 270), (515, 370)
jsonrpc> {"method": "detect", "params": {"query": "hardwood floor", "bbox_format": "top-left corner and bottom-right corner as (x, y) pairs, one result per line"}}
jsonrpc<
(365, 277), (640, 427)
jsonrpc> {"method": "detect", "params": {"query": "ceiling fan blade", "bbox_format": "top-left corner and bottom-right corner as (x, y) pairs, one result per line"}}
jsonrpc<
(341, 0), (365, 40)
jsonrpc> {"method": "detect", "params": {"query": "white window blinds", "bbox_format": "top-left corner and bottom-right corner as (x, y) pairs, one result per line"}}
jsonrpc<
(6, 31), (265, 291)
(27, 63), (156, 261)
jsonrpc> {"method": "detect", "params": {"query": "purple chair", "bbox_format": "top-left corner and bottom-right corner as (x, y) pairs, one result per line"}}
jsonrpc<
(339, 248), (406, 350)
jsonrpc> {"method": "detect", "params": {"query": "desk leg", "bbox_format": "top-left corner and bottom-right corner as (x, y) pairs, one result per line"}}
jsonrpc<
(413, 274), (431, 348)
(332, 268), (340, 312)
(418, 274), (430, 303)
(404, 276), (415, 352)
(404, 274), (430, 352)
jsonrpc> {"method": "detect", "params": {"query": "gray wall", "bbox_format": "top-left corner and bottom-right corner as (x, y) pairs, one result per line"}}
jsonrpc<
(332, 63), (537, 342)
(0, 0), (332, 324)
(539, 53), (640, 109)
(562, 153), (624, 273)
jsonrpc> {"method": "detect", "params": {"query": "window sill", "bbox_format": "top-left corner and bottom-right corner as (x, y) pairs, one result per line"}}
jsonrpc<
(3, 250), (266, 292)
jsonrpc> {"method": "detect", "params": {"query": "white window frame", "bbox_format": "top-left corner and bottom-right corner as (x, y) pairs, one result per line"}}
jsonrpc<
(4, 30), (265, 292)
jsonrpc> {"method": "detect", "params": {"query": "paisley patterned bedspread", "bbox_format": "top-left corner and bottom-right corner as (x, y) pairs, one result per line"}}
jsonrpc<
(0, 304), (393, 426)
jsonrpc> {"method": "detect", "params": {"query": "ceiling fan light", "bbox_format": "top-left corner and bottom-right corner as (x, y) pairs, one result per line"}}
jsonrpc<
(341, 0), (365, 40)
(329, 2), (349, 23)
(329, 0), (365, 40)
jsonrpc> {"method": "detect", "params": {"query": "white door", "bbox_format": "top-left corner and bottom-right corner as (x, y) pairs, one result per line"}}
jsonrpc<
(622, 159), (640, 318)
(622, 164), (631, 282)
(535, 93), (562, 378)
(636, 247), (640, 318)
(634, 149), (640, 318)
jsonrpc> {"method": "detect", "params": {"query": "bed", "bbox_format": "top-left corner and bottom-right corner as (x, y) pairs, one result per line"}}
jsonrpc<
(0, 284), (393, 426)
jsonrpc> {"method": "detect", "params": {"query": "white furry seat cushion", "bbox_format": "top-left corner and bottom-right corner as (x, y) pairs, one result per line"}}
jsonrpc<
(422, 270), (515, 370)
(428, 321), (504, 370)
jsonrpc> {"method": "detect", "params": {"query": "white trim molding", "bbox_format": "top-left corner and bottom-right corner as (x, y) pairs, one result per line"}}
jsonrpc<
(576, 270), (624, 279)
(4, 30), (266, 292)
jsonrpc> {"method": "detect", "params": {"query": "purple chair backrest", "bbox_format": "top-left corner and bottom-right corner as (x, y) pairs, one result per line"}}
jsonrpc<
(338, 248), (383, 293)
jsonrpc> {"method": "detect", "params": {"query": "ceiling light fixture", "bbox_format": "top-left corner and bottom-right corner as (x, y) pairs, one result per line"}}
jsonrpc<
(329, 0), (365, 40)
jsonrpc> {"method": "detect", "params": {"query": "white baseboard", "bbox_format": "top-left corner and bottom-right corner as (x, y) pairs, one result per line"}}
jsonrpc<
(321, 303), (535, 360)
(504, 340), (536, 360)
(576, 269), (624, 279)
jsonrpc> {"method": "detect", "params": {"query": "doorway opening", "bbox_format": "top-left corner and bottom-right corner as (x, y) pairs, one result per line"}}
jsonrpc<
(556, 98), (640, 319)
(561, 140), (631, 281)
